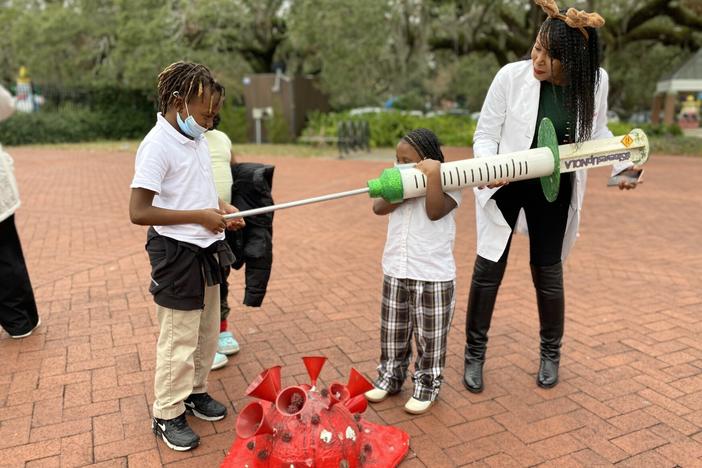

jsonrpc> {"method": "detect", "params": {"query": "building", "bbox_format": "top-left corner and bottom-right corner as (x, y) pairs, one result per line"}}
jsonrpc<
(242, 72), (330, 143)
(652, 50), (702, 126)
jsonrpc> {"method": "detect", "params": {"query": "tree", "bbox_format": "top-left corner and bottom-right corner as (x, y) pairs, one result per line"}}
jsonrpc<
(424, 0), (702, 114)
(1, 0), (700, 117)
(287, 0), (429, 107)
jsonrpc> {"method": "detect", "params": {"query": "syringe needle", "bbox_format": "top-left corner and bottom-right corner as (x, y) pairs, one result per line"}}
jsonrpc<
(223, 187), (370, 219)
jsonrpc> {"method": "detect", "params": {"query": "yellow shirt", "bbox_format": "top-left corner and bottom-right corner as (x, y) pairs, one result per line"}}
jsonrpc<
(205, 130), (233, 203)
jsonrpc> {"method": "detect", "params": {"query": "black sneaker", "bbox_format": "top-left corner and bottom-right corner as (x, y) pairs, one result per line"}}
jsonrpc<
(184, 393), (227, 421)
(152, 413), (200, 451)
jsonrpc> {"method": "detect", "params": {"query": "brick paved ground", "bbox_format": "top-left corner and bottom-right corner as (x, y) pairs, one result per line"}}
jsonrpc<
(1, 145), (701, 467)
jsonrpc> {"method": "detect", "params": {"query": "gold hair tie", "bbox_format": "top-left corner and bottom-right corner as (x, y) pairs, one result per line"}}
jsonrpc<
(534, 0), (604, 40)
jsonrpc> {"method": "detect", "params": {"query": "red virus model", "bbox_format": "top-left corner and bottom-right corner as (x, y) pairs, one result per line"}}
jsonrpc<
(221, 356), (410, 467)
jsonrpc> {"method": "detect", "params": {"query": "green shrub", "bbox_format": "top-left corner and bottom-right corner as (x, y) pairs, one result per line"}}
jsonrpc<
(607, 121), (685, 139)
(267, 101), (292, 144)
(302, 110), (475, 148)
(650, 135), (702, 156)
(217, 103), (249, 144)
(666, 123), (683, 136)
(0, 103), (153, 145)
(607, 121), (635, 136)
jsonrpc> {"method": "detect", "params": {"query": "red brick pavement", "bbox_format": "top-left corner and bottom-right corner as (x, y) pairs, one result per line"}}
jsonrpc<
(1, 145), (701, 467)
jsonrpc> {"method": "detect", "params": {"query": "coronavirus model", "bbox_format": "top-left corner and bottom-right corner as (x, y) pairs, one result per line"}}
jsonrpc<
(222, 357), (410, 467)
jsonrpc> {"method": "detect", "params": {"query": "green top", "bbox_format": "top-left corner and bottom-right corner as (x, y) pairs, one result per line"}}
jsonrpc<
(530, 81), (574, 149)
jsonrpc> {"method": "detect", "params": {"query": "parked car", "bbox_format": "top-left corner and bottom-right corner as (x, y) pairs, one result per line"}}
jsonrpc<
(628, 111), (651, 124)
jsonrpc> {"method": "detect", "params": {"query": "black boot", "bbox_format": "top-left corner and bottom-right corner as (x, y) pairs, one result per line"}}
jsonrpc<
(531, 263), (565, 389)
(463, 256), (507, 393)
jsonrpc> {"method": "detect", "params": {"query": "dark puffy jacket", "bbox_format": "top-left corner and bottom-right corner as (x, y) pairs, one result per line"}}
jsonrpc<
(225, 163), (274, 307)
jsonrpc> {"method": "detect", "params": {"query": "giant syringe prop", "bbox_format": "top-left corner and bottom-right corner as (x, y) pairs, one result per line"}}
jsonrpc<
(224, 118), (649, 219)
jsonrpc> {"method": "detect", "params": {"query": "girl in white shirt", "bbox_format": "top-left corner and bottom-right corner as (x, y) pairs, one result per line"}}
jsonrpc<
(365, 128), (461, 415)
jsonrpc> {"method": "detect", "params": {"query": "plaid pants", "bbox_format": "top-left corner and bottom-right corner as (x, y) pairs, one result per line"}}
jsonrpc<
(375, 275), (456, 401)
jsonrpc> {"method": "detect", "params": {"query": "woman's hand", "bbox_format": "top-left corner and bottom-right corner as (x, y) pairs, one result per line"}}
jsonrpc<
(618, 166), (644, 190)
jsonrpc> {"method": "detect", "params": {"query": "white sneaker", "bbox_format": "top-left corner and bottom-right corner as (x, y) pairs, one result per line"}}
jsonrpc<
(404, 397), (433, 415)
(365, 387), (389, 403)
(211, 352), (228, 370)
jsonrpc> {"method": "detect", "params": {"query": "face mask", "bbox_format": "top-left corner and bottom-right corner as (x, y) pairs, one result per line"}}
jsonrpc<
(176, 100), (207, 139)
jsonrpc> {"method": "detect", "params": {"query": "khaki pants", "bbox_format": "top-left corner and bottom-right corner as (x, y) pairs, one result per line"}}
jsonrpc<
(152, 284), (220, 420)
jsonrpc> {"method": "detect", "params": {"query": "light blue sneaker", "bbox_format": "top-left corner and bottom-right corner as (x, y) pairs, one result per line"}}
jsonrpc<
(211, 352), (228, 370)
(218, 331), (240, 356)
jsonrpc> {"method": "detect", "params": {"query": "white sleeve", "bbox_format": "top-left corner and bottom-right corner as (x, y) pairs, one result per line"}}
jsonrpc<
(472, 66), (509, 158)
(130, 141), (167, 194)
(0, 85), (16, 122)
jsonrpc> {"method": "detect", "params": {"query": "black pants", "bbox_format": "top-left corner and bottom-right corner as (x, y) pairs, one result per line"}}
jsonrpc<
(492, 174), (572, 266)
(0, 215), (39, 336)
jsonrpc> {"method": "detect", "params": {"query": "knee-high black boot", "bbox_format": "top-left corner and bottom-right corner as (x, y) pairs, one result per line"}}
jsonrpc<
(531, 262), (565, 389)
(463, 256), (507, 393)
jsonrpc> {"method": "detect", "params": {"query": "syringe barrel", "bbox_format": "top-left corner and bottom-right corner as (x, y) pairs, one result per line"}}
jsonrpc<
(400, 148), (555, 199)
(557, 128), (649, 172)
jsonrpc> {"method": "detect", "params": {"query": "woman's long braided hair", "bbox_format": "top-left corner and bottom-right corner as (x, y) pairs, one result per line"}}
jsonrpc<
(156, 61), (225, 115)
(539, 11), (601, 143)
(402, 128), (445, 163)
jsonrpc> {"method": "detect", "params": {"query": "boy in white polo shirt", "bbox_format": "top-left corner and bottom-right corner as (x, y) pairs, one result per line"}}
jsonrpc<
(365, 128), (461, 416)
(129, 61), (244, 452)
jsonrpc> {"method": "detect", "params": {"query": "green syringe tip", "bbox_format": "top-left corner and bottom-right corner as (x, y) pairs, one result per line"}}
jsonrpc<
(367, 177), (383, 198)
(367, 167), (404, 203)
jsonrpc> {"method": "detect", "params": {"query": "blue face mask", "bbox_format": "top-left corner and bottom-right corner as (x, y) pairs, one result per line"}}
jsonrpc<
(176, 101), (207, 139)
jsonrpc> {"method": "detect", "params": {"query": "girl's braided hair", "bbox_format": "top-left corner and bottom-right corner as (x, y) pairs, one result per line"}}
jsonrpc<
(402, 128), (445, 163)
(157, 61), (225, 115)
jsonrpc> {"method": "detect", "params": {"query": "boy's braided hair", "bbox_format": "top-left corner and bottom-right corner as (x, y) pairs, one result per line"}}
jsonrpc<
(402, 128), (445, 163)
(157, 61), (225, 115)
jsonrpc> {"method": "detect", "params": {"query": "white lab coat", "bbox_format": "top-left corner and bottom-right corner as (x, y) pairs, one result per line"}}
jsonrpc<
(0, 84), (20, 223)
(472, 59), (622, 262)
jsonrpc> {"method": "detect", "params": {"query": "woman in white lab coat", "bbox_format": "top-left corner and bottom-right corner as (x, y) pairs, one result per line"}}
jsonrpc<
(463, 0), (639, 392)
